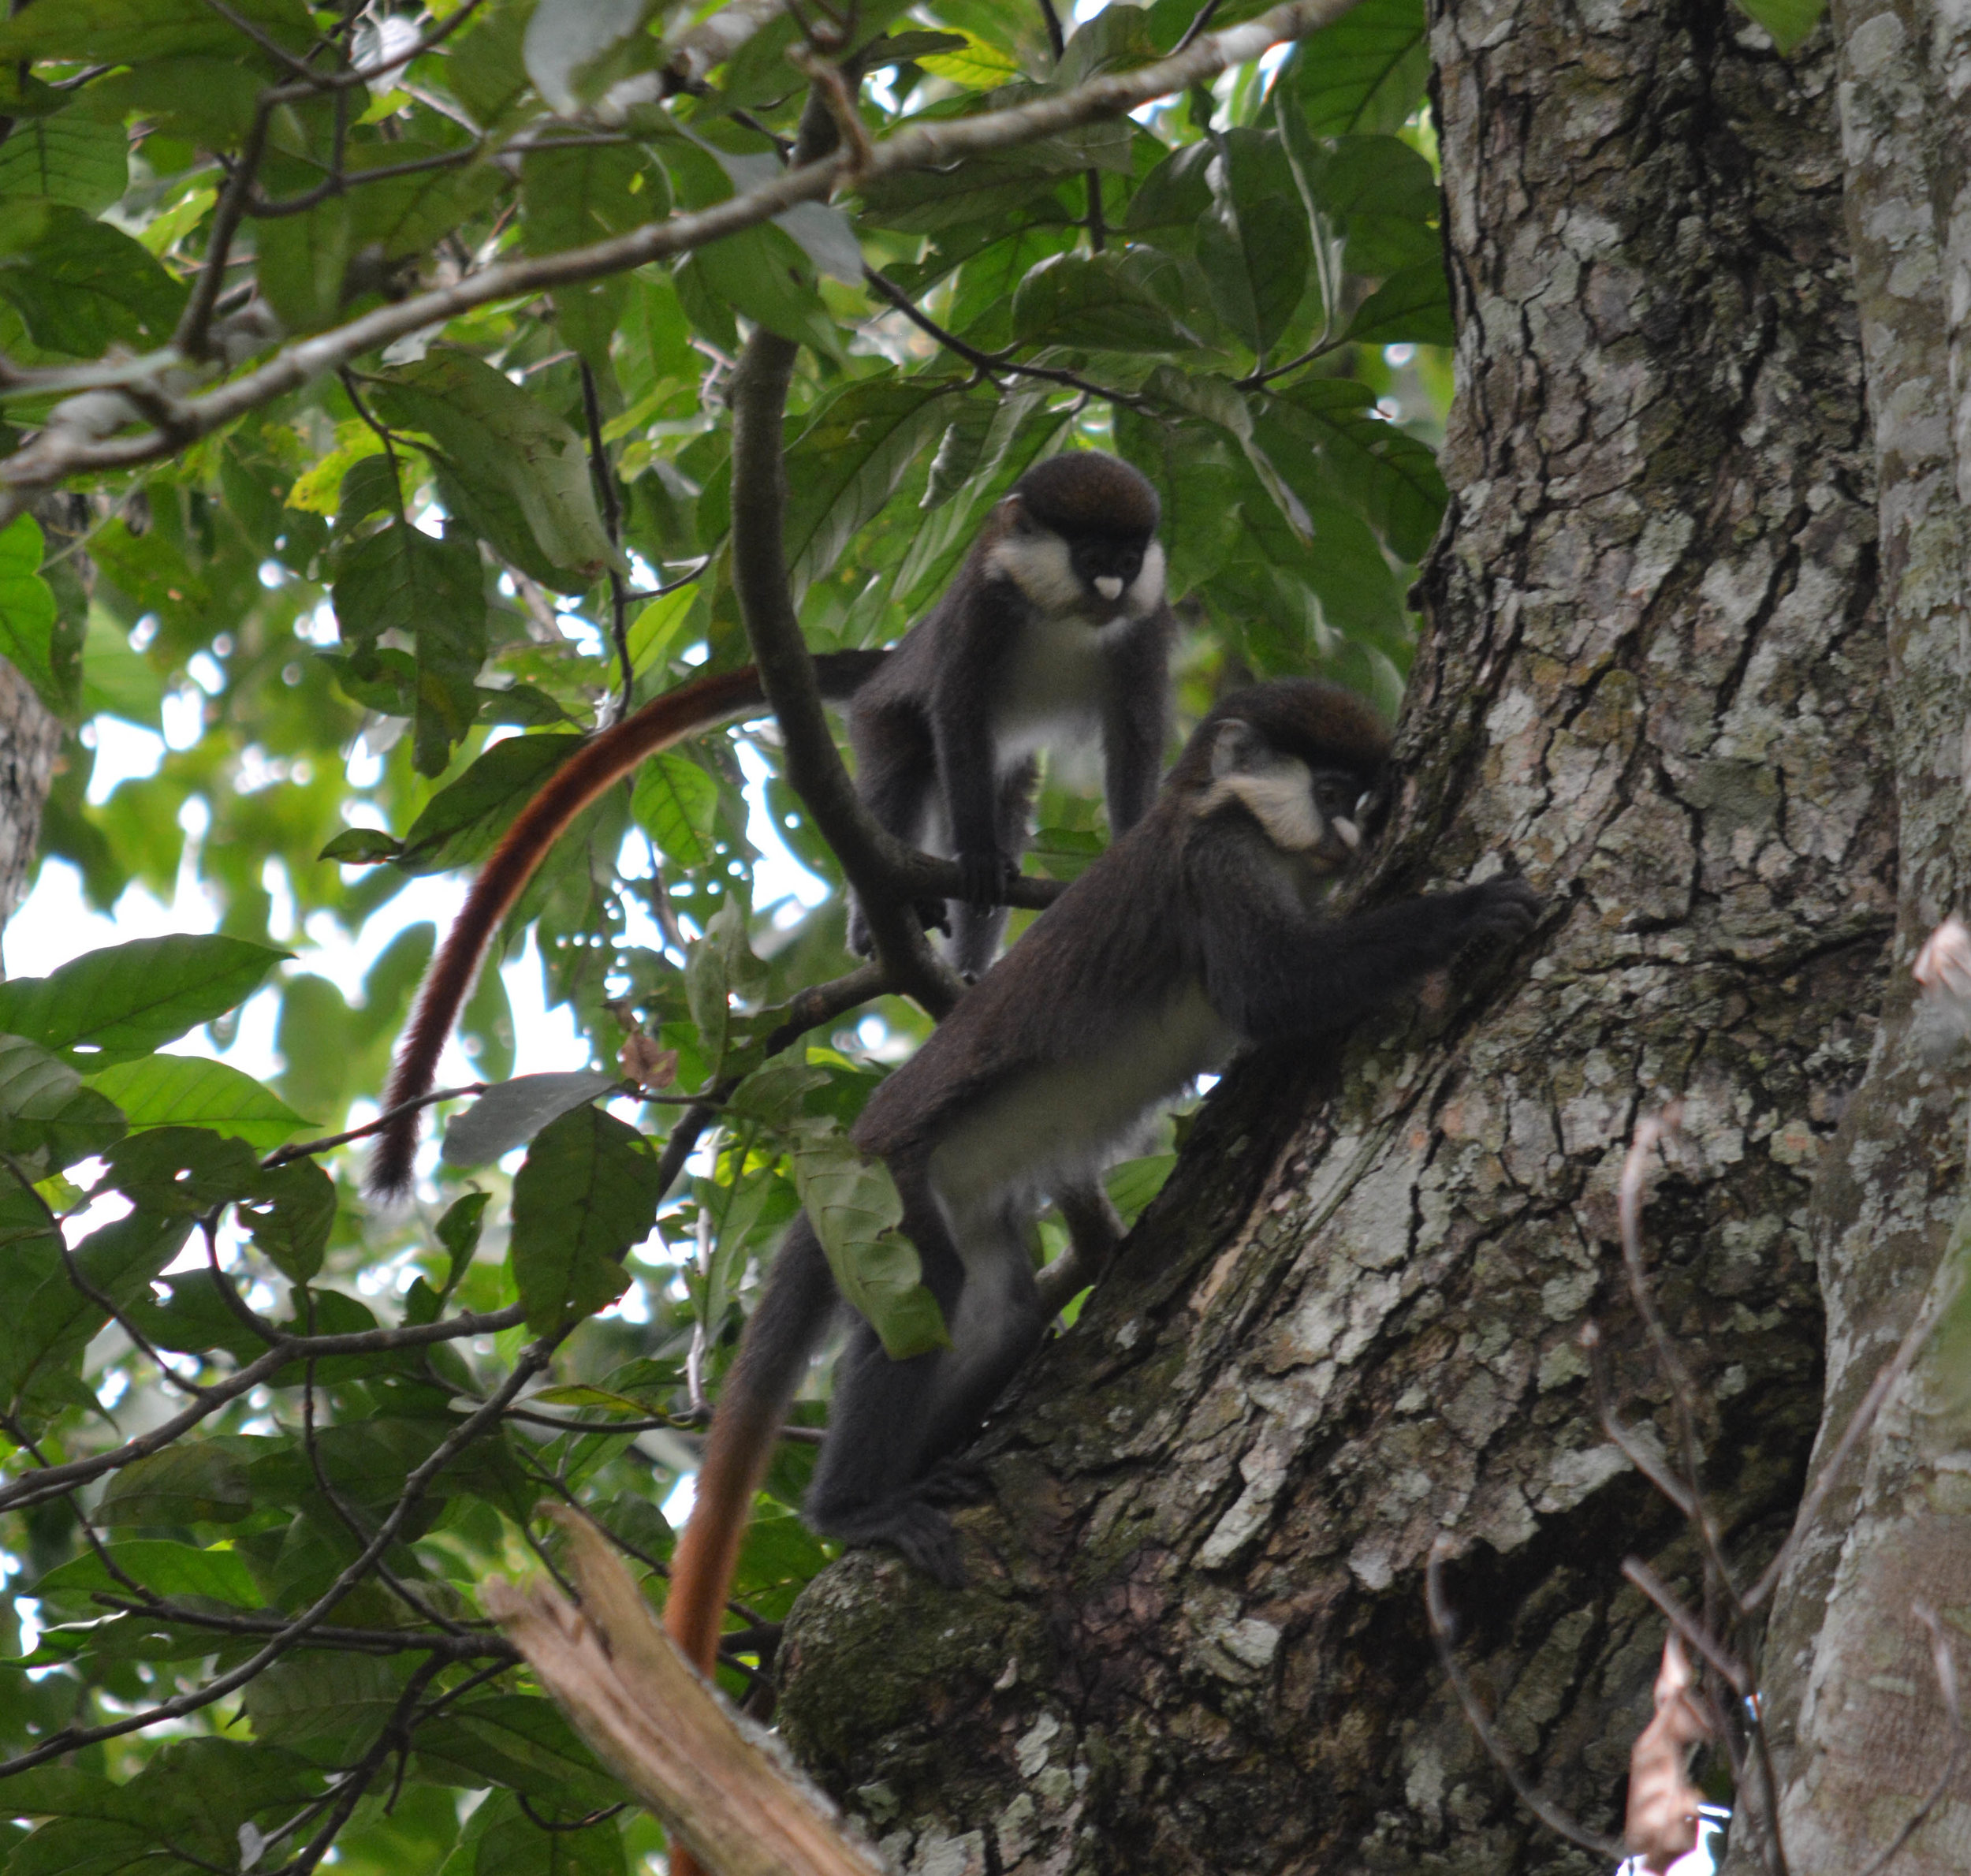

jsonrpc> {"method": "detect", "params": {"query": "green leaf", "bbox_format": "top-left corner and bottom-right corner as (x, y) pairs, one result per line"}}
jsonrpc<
(1282, 0), (1430, 136)
(97, 1443), (255, 1526)
(0, 200), (185, 352)
(32, 1538), (263, 1611)
(242, 1653), (405, 1758)
(625, 584), (698, 677)
(372, 352), (616, 586)
(332, 520), (488, 776)
(1733, 0), (1825, 50)
(0, 0), (319, 62)
(1260, 382), (1447, 562)
(782, 379), (958, 594)
(691, 222), (849, 364)
(80, 607), (165, 727)
(84, 1056), (314, 1151)
(1055, 2), (1157, 84)
(397, 733), (586, 875)
(99, 1126), (264, 1213)
(0, 1203), (188, 1417)
(413, 1698), (621, 1808)
(443, 1070), (620, 1168)
(784, 1118), (945, 1359)
(631, 751), (718, 870)
(0, 109), (127, 211)
(1345, 257), (1454, 345)
(683, 892), (765, 1073)
(0, 934), (286, 1067)
(522, 0), (650, 114)
(1196, 129), (1310, 357)
(320, 826), (404, 864)
(918, 30), (1023, 86)
(0, 1033), (125, 1166)
(239, 1157), (337, 1282)
(1011, 251), (1200, 352)
(0, 513), (62, 718)
(462, 958), (517, 1083)
(509, 1105), (661, 1331)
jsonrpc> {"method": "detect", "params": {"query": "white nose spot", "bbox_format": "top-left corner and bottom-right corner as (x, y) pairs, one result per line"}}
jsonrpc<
(1333, 818), (1361, 850)
(1094, 576), (1123, 600)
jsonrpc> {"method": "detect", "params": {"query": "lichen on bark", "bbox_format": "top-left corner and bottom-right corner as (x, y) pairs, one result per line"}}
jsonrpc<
(776, 4), (1889, 1870)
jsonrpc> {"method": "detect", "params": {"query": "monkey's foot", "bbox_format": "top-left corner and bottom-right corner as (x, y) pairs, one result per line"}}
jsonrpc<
(810, 1494), (965, 1588)
(914, 1454), (992, 1507)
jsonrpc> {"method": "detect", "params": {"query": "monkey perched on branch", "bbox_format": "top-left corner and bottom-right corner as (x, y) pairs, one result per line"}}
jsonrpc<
(846, 449), (1175, 978)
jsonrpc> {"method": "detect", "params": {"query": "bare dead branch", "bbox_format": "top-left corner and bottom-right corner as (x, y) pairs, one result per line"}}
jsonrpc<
(485, 1505), (883, 1876)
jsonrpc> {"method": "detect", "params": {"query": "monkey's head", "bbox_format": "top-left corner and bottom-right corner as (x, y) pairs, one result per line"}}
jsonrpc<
(1175, 679), (1392, 871)
(987, 450), (1166, 623)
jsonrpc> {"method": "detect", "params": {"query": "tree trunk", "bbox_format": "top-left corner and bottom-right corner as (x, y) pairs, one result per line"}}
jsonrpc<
(0, 656), (58, 944)
(1740, 0), (1971, 1865)
(774, 4), (1889, 1872)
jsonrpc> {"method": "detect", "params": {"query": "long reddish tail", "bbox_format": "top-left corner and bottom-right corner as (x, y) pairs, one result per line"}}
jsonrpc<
(662, 1219), (836, 1876)
(365, 653), (885, 1198)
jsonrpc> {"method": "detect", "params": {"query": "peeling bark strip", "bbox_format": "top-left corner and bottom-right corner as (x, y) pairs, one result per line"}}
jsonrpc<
(774, 5), (1887, 1874)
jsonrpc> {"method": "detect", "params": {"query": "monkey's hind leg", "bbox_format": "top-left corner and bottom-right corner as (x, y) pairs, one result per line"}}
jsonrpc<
(948, 757), (1038, 980)
(803, 1191), (1044, 1583)
(846, 708), (940, 957)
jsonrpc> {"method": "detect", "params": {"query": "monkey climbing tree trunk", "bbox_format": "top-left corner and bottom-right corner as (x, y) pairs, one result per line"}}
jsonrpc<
(771, 6), (1888, 1873)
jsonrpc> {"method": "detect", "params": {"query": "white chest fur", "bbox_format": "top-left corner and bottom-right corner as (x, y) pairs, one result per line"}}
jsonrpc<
(979, 536), (1166, 769)
(927, 981), (1233, 1226)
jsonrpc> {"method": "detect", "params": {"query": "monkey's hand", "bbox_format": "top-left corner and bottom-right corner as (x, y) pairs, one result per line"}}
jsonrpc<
(955, 847), (1016, 909)
(1452, 875), (1542, 946)
(915, 1453), (992, 1507)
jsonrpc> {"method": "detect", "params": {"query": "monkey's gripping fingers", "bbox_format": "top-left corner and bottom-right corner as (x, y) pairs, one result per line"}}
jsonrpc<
(915, 1453), (993, 1508)
(1453, 875), (1543, 946)
(954, 847), (1016, 910)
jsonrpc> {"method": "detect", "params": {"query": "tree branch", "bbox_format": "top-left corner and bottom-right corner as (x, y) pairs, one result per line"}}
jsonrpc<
(0, 0), (1367, 513)
(0, 1304), (529, 1514)
(0, 1341), (554, 1773)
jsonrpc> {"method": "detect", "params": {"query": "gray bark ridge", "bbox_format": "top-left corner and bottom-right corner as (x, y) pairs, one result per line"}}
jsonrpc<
(1746, 0), (1971, 1865)
(777, 6), (1887, 1874)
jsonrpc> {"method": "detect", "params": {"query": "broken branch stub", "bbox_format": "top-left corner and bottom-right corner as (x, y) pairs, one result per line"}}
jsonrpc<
(482, 1505), (884, 1876)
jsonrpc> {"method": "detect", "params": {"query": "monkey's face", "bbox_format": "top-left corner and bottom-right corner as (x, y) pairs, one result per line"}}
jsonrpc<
(989, 498), (1166, 623)
(1198, 720), (1378, 871)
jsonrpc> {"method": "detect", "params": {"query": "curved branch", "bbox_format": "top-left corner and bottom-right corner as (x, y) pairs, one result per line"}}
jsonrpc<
(0, 1304), (529, 1514)
(0, 0), (1365, 513)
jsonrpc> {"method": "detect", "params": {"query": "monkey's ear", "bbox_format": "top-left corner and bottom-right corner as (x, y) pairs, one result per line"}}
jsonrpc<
(1209, 718), (1265, 779)
(994, 493), (1035, 534)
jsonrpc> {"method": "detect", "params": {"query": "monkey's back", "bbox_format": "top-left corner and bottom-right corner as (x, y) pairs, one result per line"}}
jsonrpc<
(852, 800), (1205, 1164)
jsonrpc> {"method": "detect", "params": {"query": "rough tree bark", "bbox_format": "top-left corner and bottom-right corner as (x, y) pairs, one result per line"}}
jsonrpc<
(773, 2), (1891, 1872)
(0, 661), (58, 943)
(1742, 0), (1971, 1866)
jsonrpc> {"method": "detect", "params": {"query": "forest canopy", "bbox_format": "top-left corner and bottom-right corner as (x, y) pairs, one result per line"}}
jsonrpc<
(0, 0), (1837, 1867)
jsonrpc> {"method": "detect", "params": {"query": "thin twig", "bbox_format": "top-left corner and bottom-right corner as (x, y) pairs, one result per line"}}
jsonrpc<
(263, 1081), (487, 1167)
(579, 359), (635, 725)
(0, 1339), (557, 1774)
(0, 1304), (530, 1514)
(2, 0), (1370, 509)
(1424, 1538), (1626, 1862)
(863, 264), (1149, 408)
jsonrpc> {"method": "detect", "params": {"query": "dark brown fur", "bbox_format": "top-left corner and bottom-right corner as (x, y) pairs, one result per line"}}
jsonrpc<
(665, 679), (1541, 1657)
